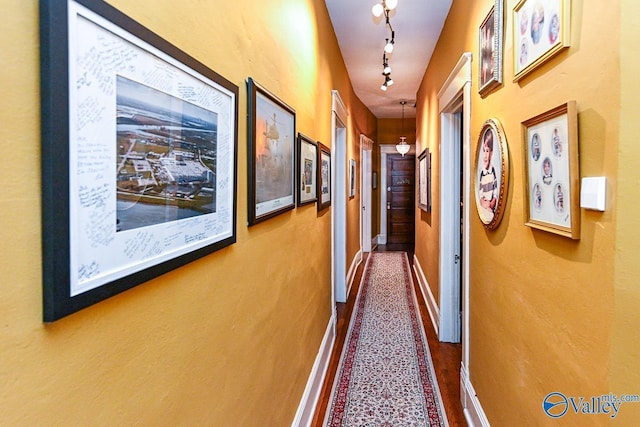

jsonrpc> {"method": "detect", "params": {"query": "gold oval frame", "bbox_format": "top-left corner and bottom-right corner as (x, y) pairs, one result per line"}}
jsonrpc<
(474, 118), (509, 230)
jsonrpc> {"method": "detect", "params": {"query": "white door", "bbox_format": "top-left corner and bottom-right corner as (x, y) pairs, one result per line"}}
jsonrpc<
(331, 91), (348, 305)
(360, 135), (373, 252)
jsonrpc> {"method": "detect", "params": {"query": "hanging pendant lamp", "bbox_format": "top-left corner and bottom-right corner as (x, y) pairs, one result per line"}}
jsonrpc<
(396, 101), (410, 156)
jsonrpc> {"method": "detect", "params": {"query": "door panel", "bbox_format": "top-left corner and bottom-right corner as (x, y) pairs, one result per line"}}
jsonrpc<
(387, 154), (415, 247)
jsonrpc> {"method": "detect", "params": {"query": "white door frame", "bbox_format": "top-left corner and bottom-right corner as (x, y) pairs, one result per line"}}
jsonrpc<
(331, 90), (348, 307)
(378, 145), (415, 245)
(437, 53), (471, 353)
(360, 135), (373, 252)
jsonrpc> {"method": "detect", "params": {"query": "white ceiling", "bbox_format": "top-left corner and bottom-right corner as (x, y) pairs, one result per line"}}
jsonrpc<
(325, 0), (452, 118)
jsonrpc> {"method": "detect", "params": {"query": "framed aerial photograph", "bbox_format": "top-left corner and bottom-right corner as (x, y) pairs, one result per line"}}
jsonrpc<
(474, 118), (509, 230)
(479, 0), (503, 96)
(40, 0), (239, 321)
(297, 133), (318, 206)
(513, 0), (570, 82)
(418, 148), (431, 212)
(247, 78), (296, 225)
(349, 159), (356, 198)
(318, 142), (331, 211)
(522, 101), (580, 239)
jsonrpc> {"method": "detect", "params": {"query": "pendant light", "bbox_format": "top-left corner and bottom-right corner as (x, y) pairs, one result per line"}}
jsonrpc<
(396, 101), (410, 156)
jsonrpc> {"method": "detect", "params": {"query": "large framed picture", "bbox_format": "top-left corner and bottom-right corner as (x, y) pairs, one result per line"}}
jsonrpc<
(418, 148), (431, 212)
(318, 143), (331, 211)
(40, 0), (239, 321)
(479, 0), (503, 96)
(247, 78), (296, 225)
(474, 118), (509, 230)
(297, 133), (318, 206)
(513, 0), (570, 82)
(522, 101), (580, 239)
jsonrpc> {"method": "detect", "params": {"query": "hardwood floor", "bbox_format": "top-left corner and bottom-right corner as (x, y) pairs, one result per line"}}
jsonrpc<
(310, 246), (466, 426)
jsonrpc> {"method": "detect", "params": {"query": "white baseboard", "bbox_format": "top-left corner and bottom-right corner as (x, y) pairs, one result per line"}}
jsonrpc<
(346, 250), (362, 297)
(291, 315), (336, 427)
(412, 254), (440, 336)
(461, 363), (490, 427)
(371, 235), (379, 251)
(378, 233), (387, 245)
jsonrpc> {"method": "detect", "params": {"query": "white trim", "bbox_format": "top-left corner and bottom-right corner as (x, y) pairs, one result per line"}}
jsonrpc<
(379, 144), (415, 245)
(461, 363), (490, 427)
(291, 315), (336, 427)
(412, 254), (439, 336)
(346, 249), (363, 297)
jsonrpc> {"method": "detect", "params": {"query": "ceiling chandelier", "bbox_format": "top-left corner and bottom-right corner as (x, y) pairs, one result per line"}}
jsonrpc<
(372, 0), (397, 91)
(396, 101), (410, 156)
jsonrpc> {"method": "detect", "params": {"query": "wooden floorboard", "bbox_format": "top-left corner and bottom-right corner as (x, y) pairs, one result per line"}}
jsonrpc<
(310, 246), (466, 426)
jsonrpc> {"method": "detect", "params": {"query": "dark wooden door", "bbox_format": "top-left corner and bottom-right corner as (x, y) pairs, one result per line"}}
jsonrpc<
(386, 154), (415, 250)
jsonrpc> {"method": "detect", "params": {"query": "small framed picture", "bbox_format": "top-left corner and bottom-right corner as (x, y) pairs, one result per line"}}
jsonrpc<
(349, 159), (356, 198)
(318, 142), (331, 211)
(474, 118), (510, 230)
(478, 0), (503, 96)
(247, 78), (296, 225)
(372, 171), (378, 190)
(522, 101), (580, 239)
(418, 148), (431, 212)
(296, 133), (318, 206)
(513, 0), (570, 81)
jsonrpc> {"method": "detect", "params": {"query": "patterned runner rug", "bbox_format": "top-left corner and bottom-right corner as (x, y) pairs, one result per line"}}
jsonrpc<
(324, 252), (448, 426)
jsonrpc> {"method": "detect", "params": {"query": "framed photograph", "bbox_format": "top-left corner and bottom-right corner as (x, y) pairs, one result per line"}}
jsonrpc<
(297, 133), (318, 206)
(349, 159), (357, 198)
(522, 101), (579, 239)
(479, 0), (503, 96)
(372, 171), (378, 190)
(474, 118), (510, 230)
(418, 148), (431, 212)
(40, 0), (239, 321)
(513, 0), (570, 82)
(247, 78), (296, 225)
(318, 143), (331, 211)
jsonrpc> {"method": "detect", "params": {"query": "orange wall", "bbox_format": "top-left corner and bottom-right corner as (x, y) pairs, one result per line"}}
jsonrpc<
(0, 0), (375, 424)
(415, 0), (634, 424)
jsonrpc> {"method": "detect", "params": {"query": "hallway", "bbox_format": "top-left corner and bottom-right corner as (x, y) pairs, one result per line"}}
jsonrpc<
(312, 246), (465, 426)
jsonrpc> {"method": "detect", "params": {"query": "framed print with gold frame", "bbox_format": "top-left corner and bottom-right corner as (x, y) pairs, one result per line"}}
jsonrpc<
(474, 118), (509, 230)
(513, 0), (570, 82)
(522, 101), (579, 239)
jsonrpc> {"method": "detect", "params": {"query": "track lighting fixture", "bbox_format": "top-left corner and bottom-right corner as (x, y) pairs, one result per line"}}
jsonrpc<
(373, 1), (397, 90)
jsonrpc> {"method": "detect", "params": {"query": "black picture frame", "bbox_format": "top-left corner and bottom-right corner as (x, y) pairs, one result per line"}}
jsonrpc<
(40, 0), (239, 321)
(318, 142), (331, 211)
(296, 133), (318, 206)
(418, 148), (431, 212)
(247, 78), (296, 224)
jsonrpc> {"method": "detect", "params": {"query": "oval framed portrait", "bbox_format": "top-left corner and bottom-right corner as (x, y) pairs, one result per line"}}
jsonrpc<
(474, 118), (509, 230)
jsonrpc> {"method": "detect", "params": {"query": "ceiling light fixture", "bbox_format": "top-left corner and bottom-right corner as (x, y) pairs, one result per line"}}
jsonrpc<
(396, 101), (410, 156)
(373, 1), (397, 91)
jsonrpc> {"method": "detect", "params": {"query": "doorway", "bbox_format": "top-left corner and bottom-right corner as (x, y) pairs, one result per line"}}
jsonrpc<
(360, 135), (373, 253)
(437, 53), (471, 355)
(386, 154), (415, 251)
(331, 90), (348, 310)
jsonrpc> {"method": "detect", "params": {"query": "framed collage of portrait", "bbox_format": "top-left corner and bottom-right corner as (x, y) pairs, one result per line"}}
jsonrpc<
(522, 101), (580, 239)
(296, 133), (318, 206)
(474, 118), (510, 230)
(40, 0), (239, 321)
(478, 0), (503, 97)
(247, 78), (296, 225)
(318, 143), (331, 211)
(513, 0), (571, 82)
(418, 148), (431, 212)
